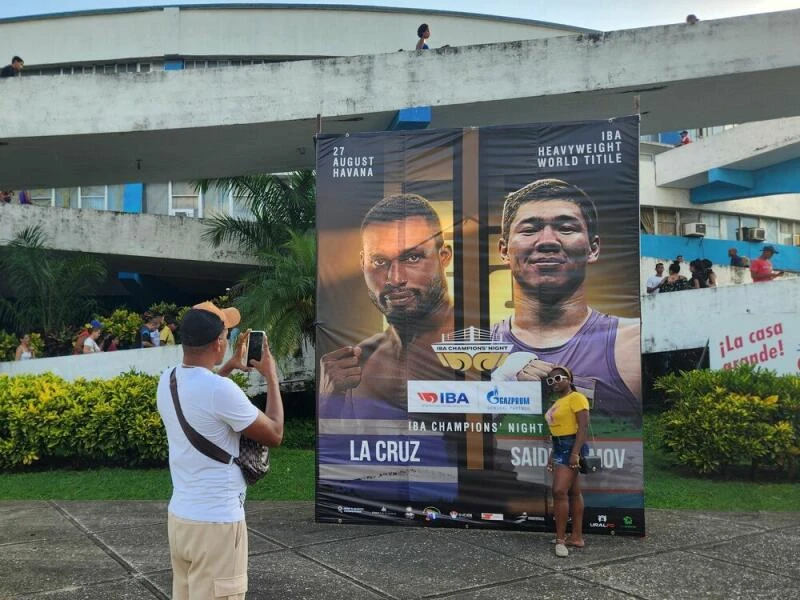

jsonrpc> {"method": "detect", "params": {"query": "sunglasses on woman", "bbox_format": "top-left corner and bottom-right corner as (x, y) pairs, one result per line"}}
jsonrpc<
(546, 374), (569, 385)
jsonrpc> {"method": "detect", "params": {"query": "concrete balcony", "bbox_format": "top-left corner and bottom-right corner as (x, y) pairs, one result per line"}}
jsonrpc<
(3, 10), (800, 188)
(0, 203), (258, 290)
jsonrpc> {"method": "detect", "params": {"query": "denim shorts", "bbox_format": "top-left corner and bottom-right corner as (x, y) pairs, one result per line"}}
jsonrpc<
(551, 435), (588, 467)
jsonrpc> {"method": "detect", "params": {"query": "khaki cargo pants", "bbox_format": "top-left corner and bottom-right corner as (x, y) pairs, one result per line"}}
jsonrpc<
(168, 513), (249, 599)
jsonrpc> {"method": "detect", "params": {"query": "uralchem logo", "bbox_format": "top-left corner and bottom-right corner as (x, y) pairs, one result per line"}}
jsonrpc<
(417, 392), (469, 405)
(432, 326), (513, 372)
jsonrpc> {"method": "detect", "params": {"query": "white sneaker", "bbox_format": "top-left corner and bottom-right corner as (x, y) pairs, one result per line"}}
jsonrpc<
(554, 542), (569, 558)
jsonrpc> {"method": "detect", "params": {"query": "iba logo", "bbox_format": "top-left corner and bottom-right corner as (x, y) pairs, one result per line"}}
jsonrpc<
(418, 392), (469, 404)
(431, 326), (513, 372)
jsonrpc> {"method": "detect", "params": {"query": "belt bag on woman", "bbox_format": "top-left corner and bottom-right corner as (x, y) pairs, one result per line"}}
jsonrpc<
(169, 368), (270, 485)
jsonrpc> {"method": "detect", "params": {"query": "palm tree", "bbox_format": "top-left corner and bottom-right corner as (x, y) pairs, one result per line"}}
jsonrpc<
(197, 171), (315, 253)
(0, 225), (107, 335)
(236, 231), (316, 360)
(196, 170), (316, 360)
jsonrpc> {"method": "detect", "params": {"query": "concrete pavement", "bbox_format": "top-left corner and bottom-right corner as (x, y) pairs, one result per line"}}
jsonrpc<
(1, 501), (799, 599)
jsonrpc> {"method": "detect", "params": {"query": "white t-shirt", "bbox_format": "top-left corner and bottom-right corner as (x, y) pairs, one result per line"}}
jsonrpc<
(83, 336), (101, 352)
(156, 365), (259, 522)
(646, 275), (664, 294)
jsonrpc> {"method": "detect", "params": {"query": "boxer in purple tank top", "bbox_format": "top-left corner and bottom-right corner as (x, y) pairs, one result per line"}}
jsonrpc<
(492, 312), (639, 421)
(490, 178), (641, 423)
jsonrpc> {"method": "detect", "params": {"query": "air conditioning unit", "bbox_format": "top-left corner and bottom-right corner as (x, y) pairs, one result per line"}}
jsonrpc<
(745, 228), (766, 242)
(794, 234), (800, 246)
(682, 222), (706, 237)
(169, 209), (195, 218)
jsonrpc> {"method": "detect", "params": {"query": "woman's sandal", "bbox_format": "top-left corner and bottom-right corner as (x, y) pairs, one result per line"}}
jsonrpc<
(554, 539), (569, 557)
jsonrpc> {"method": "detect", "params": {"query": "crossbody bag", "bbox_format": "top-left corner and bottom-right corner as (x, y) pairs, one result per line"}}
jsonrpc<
(169, 368), (270, 485)
(579, 419), (602, 474)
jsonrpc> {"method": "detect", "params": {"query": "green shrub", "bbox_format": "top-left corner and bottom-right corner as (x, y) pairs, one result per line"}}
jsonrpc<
(230, 372), (249, 390)
(101, 309), (143, 348)
(656, 365), (800, 476)
(44, 325), (80, 357)
(0, 331), (17, 362)
(0, 370), (286, 470)
(0, 371), (167, 470)
(282, 419), (315, 449)
(28, 333), (44, 358)
(148, 302), (183, 322)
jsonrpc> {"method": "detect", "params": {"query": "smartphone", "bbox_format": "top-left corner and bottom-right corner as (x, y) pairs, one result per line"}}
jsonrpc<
(247, 330), (265, 363)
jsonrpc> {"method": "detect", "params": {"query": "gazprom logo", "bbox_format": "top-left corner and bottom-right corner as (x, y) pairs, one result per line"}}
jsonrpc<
(486, 387), (531, 406)
(417, 392), (469, 405)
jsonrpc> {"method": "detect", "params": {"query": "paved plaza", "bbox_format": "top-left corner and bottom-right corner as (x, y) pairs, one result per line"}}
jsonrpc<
(1, 502), (799, 599)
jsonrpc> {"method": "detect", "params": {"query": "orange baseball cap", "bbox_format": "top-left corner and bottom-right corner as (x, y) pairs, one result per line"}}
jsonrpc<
(192, 301), (241, 329)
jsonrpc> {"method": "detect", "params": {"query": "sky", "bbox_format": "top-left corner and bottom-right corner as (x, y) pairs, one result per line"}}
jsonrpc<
(1, 0), (799, 30)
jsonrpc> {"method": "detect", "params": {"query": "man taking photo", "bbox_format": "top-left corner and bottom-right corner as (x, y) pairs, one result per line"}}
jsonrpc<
(157, 301), (284, 599)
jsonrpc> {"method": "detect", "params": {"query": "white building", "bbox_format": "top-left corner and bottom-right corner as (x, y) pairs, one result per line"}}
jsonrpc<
(1, 4), (798, 365)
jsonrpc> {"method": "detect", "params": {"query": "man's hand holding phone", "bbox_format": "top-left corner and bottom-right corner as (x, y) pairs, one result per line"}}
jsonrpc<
(248, 331), (278, 383)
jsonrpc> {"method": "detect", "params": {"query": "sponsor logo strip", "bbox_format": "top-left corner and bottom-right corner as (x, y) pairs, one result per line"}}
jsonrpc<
(407, 381), (542, 414)
(318, 464), (459, 483)
(318, 480), (458, 501)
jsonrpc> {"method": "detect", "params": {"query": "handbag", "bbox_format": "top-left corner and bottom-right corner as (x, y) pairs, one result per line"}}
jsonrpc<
(579, 455), (602, 474)
(169, 368), (270, 485)
(578, 419), (603, 475)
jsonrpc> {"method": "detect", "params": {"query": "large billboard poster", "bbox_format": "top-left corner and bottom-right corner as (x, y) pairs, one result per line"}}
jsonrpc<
(316, 116), (644, 536)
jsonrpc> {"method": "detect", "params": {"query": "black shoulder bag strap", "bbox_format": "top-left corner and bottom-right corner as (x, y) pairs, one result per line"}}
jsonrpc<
(169, 368), (233, 465)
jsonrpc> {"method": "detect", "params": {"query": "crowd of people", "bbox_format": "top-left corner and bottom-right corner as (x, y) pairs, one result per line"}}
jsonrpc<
(11, 313), (176, 361)
(1, 190), (31, 204)
(646, 255), (716, 294)
(647, 245), (785, 295)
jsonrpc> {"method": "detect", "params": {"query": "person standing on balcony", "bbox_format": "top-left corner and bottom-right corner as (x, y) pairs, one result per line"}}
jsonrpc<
(0, 56), (23, 78)
(646, 263), (666, 294)
(728, 248), (745, 267)
(657, 262), (691, 293)
(750, 245), (783, 282)
(679, 131), (692, 145)
(416, 23), (431, 50)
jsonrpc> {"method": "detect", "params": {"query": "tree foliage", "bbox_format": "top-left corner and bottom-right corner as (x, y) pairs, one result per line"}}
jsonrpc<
(236, 231), (316, 360)
(0, 225), (107, 335)
(197, 171), (315, 253)
(197, 171), (317, 360)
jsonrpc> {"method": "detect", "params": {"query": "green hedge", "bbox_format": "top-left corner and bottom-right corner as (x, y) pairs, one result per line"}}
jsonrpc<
(654, 365), (800, 476)
(0, 370), (306, 470)
(0, 371), (167, 469)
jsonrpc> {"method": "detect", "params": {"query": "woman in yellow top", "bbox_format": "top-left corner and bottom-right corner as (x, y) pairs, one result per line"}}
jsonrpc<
(544, 366), (590, 558)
